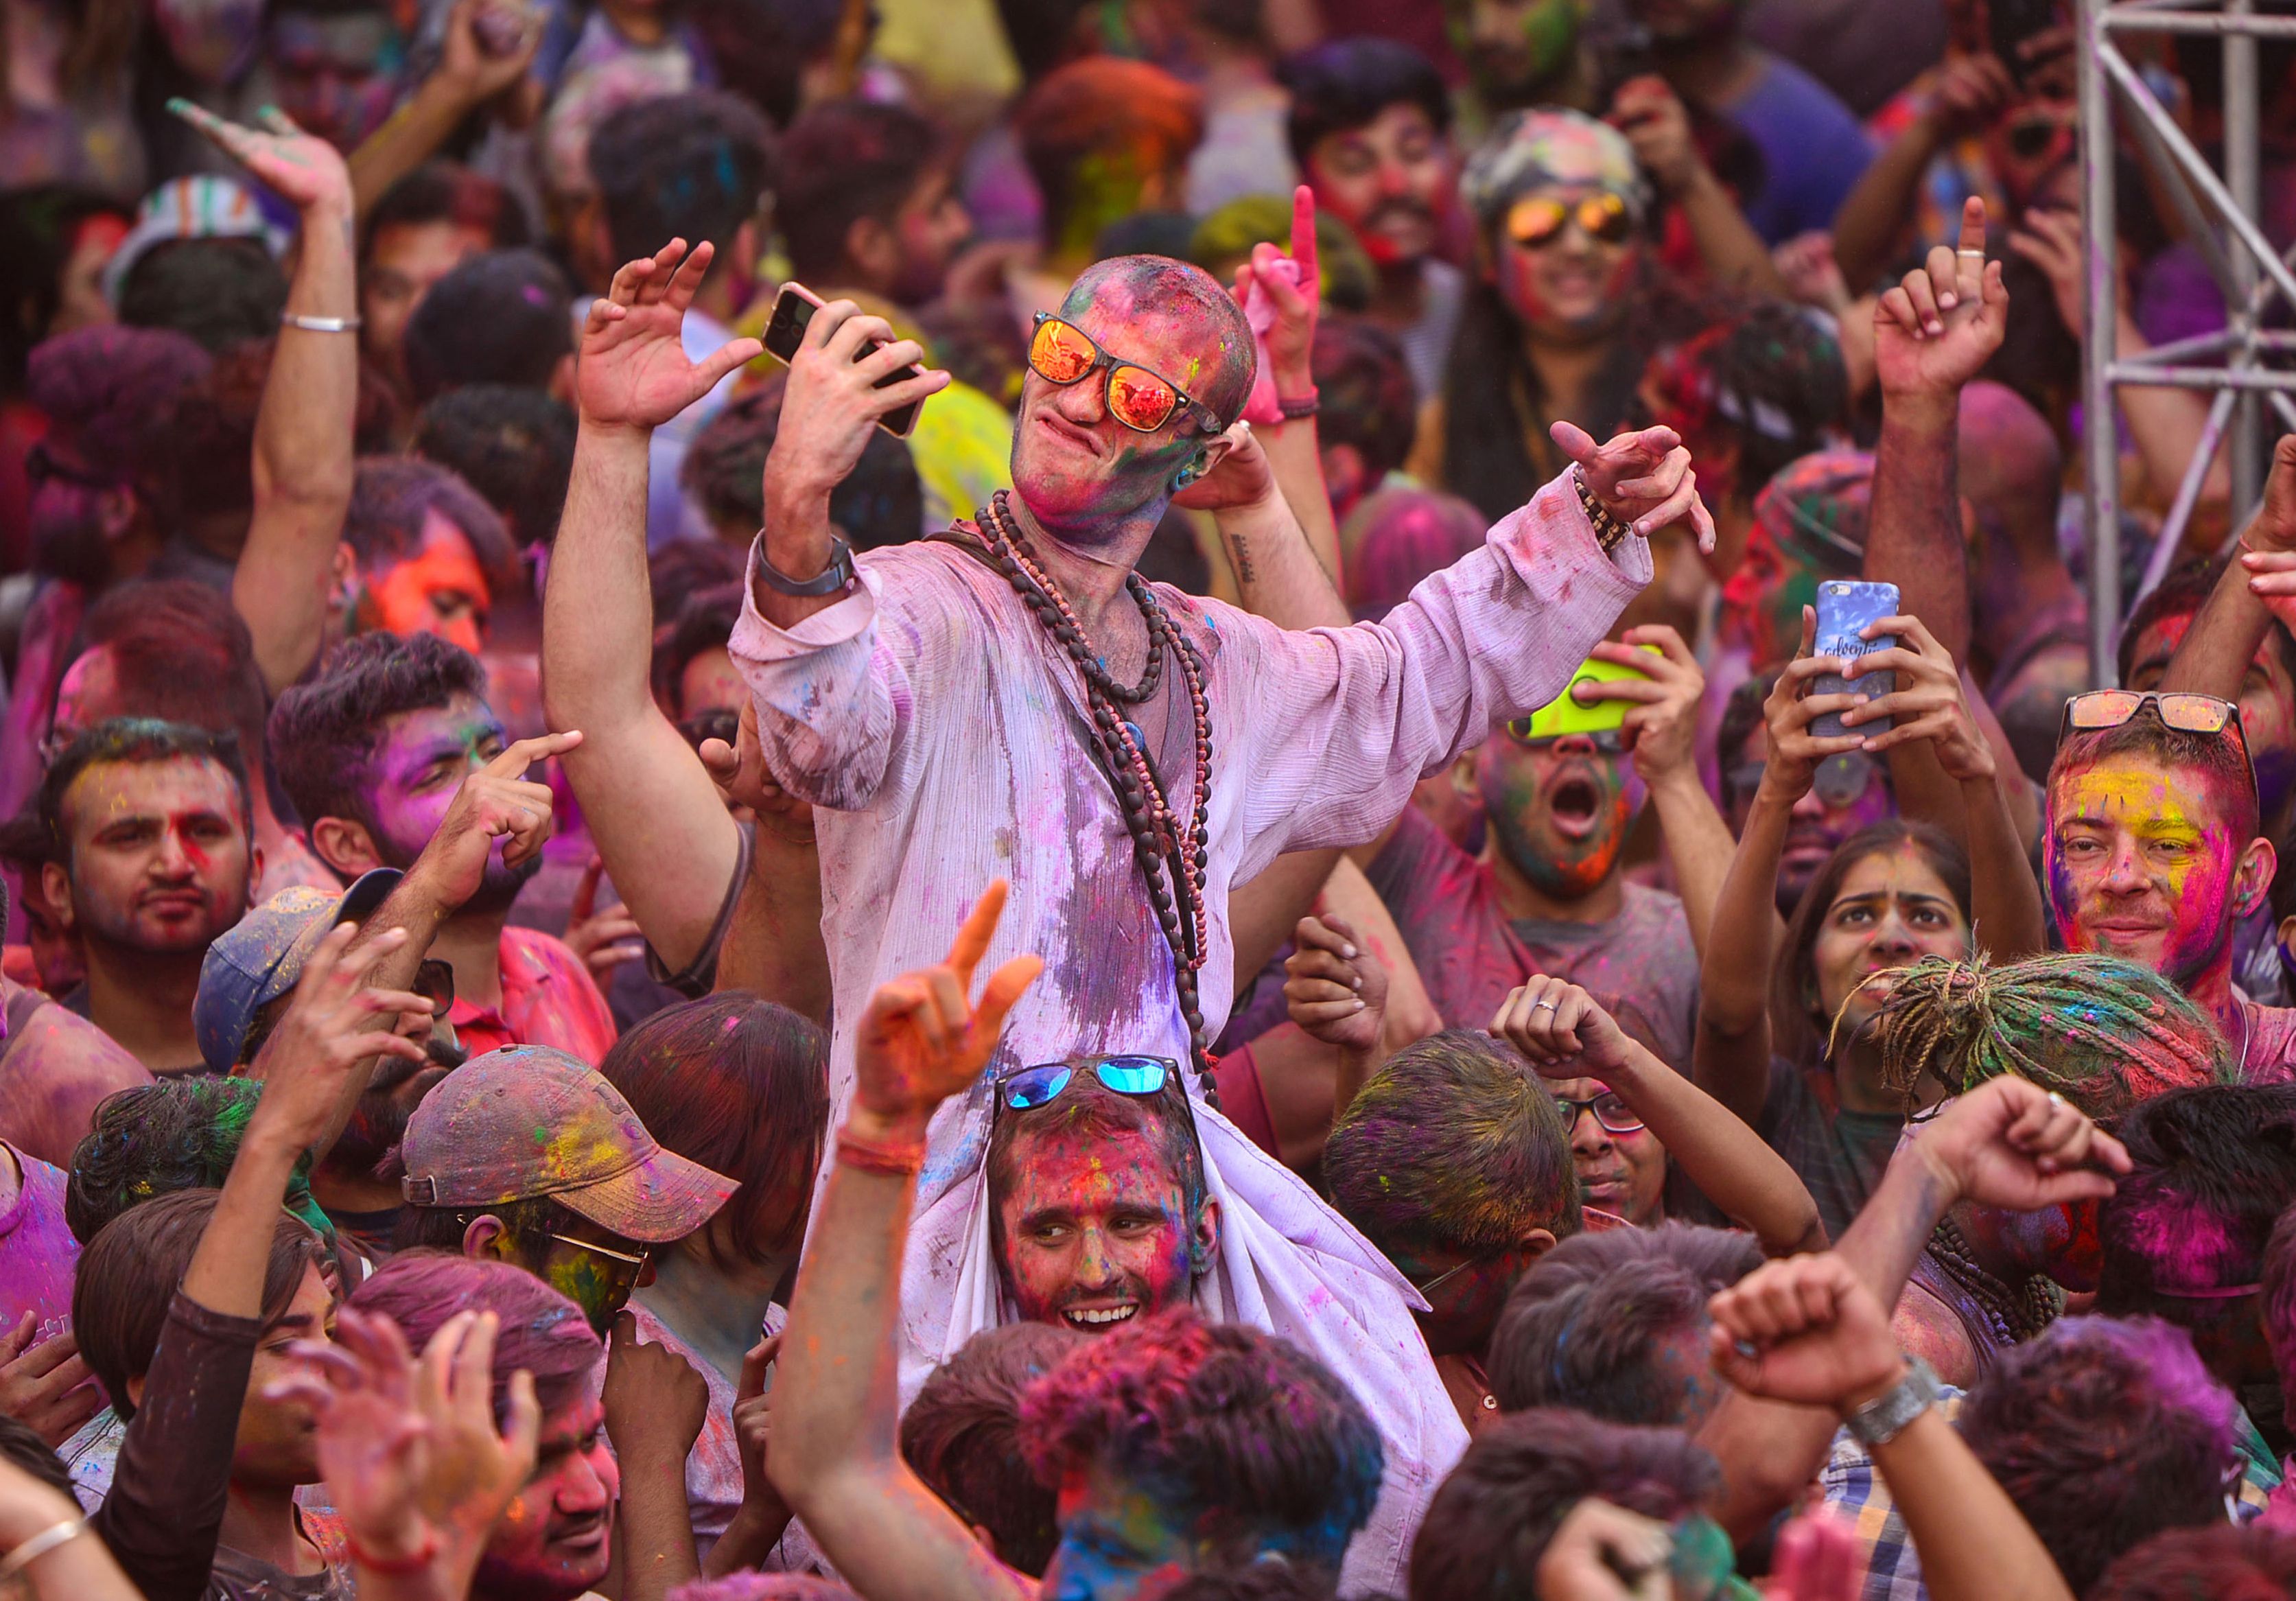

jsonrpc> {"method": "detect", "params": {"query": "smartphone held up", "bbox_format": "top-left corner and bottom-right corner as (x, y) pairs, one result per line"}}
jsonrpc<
(762, 282), (930, 439)
(1810, 581), (1899, 740)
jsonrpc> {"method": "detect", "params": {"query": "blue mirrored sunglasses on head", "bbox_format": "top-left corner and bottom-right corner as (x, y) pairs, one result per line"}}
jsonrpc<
(1000, 1055), (1178, 1110)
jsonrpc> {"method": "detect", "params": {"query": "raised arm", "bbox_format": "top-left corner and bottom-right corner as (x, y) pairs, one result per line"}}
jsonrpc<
(170, 104), (361, 695)
(1573, 624), (1733, 955)
(1709, 1252), (2076, 1601)
(1494, 977), (1824, 1257)
(1863, 198), (2008, 836)
(1695, 625), (1859, 1122)
(1697, 1075), (2130, 1542)
(1611, 78), (1788, 296)
(2166, 437), (2296, 701)
(769, 885), (1040, 1601)
(546, 242), (751, 974)
(345, 0), (540, 224)
(1829, 56), (2015, 292)
(1841, 615), (2045, 959)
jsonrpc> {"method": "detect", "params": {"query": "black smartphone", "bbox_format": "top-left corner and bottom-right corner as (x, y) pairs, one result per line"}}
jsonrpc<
(1989, 0), (2062, 85)
(762, 282), (925, 439)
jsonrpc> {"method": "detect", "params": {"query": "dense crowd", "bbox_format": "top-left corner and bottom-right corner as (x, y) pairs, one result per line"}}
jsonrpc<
(1, 0), (2296, 1598)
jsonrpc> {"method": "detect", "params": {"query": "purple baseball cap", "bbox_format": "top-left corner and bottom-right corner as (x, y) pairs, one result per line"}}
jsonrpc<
(399, 1044), (736, 1243)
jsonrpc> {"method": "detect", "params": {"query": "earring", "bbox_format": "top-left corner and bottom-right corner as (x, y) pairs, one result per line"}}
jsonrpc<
(1173, 462), (1200, 491)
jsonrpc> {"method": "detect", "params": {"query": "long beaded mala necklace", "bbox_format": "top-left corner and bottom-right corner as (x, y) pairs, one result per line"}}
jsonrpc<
(1925, 1215), (2064, 1347)
(976, 491), (1220, 1100)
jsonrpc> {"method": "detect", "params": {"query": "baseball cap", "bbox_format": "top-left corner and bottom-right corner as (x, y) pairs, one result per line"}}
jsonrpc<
(194, 868), (403, 1073)
(399, 1044), (736, 1244)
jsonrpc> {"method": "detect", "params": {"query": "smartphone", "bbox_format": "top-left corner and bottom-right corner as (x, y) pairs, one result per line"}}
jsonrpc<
(1516, 646), (1661, 741)
(762, 282), (926, 439)
(1989, 0), (2061, 85)
(1810, 581), (1899, 740)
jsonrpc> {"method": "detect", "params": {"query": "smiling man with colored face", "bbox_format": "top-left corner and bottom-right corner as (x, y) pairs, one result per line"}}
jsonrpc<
(2043, 696), (2296, 1080)
(563, 222), (1712, 1588)
(36, 718), (258, 1074)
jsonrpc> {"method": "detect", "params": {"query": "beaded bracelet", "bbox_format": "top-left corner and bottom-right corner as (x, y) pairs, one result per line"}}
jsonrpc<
(1571, 465), (1639, 555)
(836, 1125), (926, 1176)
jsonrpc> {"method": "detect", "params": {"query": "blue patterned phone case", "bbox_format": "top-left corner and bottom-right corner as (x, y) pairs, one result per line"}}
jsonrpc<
(1809, 581), (1899, 739)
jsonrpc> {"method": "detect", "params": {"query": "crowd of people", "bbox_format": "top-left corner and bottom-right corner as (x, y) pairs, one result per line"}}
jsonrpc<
(2, 0), (2296, 1596)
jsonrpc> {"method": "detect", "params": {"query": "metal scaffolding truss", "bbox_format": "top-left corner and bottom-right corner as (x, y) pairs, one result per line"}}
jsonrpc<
(2078, 0), (2296, 683)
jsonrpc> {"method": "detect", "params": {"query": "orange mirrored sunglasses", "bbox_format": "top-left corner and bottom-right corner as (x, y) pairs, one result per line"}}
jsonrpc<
(1506, 191), (1634, 249)
(1028, 314), (1225, 435)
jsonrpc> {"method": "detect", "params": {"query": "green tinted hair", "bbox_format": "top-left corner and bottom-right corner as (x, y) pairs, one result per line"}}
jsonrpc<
(1870, 953), (2233, 1118)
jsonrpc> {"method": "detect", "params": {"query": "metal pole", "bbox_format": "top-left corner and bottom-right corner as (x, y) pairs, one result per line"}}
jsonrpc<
(2081, 0), (2122, 686)
(2227, 0), (2262, 522)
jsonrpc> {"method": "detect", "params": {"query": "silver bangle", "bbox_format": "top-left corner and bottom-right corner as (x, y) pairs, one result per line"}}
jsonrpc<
(1844, 1356), (1940, 1447)
(281, 312), (362, 333)
(0, 1519), (86, 1582)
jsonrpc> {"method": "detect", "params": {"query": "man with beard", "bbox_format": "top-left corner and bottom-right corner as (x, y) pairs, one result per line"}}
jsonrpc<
(775, 100), (974, 312)
(194, 871), (466, 1254)
(1280, 39), (1463, 404)
(1364, 626), (1727, 1068)
(36, 719), (259, 1074)
(267, 630), (614, 1062)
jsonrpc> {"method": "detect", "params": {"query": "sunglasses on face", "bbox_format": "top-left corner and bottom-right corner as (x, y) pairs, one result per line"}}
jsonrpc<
(412, 958), (455, 1019)
(2004, 113), (2074, 163)
(1504, 190), (1633, 250)
(25, 439), (115, 492)
(1501, 722), (1628, 755)
(1555, 1090), (1646, 1134)
(1000, 1054), (1179, 1109)
(1028, 315), (1226, 436)
(548, 1232), (649, 1270)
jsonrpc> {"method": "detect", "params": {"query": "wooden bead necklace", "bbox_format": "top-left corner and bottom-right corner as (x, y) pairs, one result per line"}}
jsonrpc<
(978, 491), (1219, 1097)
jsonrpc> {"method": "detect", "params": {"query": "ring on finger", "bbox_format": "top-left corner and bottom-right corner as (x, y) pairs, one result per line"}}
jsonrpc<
(1532, 1000), (1558, 1014)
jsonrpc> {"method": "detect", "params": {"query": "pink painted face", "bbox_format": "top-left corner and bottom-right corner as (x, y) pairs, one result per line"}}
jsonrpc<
(1491, 183), (1640, 342)
(2126, 613), (2296, 827)
(476, 1383), (618, 1601)
(231, 1262), (336, 1491)
(1477, 730), (1641, 902)
(359, 509), (492, 654)
(356, 693), (536, 909)
(1809, 845), (1970, 1034)
(54, 754), (255, 956)
(995, 1125), (1210, 1335)
(2046, 753), (2259, 988)
(1008, 270), (1241, 544)
(1550, 1073), (1667, 1226)
(1307, 103), (1450, 268)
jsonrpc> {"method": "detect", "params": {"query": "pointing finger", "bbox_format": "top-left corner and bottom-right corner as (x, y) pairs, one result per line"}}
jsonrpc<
(945, 880), (1010, 992)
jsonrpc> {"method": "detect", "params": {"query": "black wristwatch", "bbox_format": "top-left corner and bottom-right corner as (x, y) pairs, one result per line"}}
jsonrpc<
(755, 530), (856, 597)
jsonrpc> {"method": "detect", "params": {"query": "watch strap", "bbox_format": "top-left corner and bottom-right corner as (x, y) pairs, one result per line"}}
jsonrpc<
(755, 530), (856, 597)
(1845, 1355), (1940, 1447)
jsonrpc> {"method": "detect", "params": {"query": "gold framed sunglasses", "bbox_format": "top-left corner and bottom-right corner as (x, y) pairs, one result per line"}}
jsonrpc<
(1505, 190), (1633, 249)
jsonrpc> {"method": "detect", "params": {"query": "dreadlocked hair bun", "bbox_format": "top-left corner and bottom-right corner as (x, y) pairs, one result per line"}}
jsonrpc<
(1862, 953), (2231, 1118)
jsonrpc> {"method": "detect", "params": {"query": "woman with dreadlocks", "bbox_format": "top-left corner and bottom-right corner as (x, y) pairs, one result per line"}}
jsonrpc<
(1871, 951), (2233, 1387)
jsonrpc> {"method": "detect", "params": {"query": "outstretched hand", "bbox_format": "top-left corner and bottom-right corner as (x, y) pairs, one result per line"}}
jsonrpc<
(2237, 434), (2296, 568)
(169, 100), (351, 218)
(1550, 421), (1717, 553)
(1875, 196), (2008, 404)
(850, 881), (1042, 1138)
(245, 922), (434, 1149)
(578, 241), (765, 434)
(1757, 607), (1869, 805)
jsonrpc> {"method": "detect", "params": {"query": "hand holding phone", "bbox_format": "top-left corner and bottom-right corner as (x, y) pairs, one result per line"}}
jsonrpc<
(762, 282), (932, 438)
(1809, 581), (1899, 739)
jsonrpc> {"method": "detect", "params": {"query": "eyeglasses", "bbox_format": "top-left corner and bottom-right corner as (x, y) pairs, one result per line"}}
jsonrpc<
(548, 1232), (649, 1270)
(25, 440), (115, 491)
(1500, 723), (1628, 754)
(1505, 191), (1633, 249)
(1727, 750), (1886, 810)
(1027, 315), (1226, 436)
(1554, 1090), (1645, 1134)
(1000, 1054), (1179, 1110)
(2059, 690), (2255, 799)
(1408, 1252), (1495, 1298)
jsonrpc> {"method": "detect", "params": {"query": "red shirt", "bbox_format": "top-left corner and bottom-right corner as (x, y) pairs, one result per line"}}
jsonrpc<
(448, 926), (618, 1064)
